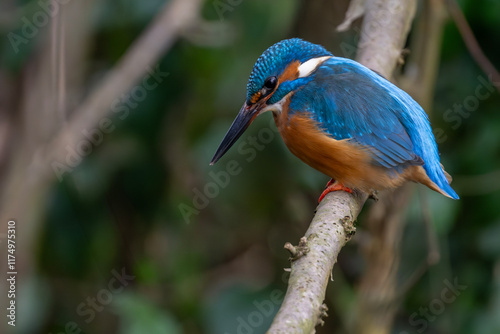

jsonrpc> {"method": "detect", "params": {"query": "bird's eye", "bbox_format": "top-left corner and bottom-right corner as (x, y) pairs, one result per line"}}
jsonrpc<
(263, 76), (277, 91)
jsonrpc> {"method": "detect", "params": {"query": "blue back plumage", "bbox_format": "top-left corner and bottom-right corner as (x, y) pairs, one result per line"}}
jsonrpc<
(246, 38), (331, 103)
(289, 57), (458, 199)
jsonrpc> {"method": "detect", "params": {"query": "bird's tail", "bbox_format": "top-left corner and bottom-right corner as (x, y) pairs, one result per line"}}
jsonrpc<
(423, 162), (459, 199)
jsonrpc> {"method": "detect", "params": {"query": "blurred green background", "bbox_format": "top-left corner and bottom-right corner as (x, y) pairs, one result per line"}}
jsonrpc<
(1, 0), (499, 333)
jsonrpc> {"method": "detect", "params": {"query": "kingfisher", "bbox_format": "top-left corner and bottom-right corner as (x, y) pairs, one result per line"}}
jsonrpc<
(210, 38), (459, 201)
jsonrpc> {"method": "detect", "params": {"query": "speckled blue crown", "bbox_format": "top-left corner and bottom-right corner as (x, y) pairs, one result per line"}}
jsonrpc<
(246, 38), (332, 101)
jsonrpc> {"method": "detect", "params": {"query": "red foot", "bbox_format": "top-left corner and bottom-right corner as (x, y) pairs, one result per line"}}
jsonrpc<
(318, 179), (352, 203)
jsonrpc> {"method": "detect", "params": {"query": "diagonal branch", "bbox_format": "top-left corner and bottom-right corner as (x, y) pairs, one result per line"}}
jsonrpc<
(268, 191), (367, 333)
(267, 0), (417, 332)
(46, 0), (202, 173)
(445, 0), (500, 94)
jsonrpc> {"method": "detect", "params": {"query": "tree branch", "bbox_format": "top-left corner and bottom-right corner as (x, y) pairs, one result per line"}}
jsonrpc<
(445, 0), (500, 94)
(356, 0), (417, 75)
(268, 191), (366, 333)
(267, 1), (417, 332)
(46, 0), (202, 172)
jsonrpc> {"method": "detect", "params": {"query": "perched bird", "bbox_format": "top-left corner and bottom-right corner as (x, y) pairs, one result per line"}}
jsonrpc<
(211, 38), (459, 201)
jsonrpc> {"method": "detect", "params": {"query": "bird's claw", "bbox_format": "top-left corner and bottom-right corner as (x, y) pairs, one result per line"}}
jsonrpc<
(318, 179), (352, 203)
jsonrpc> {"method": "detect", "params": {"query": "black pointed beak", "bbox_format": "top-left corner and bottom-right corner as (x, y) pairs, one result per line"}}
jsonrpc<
(210, 102), (260, 165)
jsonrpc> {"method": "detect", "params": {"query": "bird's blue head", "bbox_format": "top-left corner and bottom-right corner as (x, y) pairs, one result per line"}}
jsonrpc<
(211, 38), (332, 164)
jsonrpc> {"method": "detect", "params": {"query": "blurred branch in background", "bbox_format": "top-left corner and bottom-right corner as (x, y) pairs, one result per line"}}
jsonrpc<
(0, 3), (97, 325)
(47, 0), (202, 170)
(0, 1), (202, 330)
(401, 0), (448, 111)
(355, 0), (416, 76)
(268, 0), (417, 332)
(445, 0), (500, 94)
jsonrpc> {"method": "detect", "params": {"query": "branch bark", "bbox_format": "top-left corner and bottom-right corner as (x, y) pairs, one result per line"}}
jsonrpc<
(356, 0), (417, 75)
(267, 1), (417, 332)
(268, 191), (366, 333)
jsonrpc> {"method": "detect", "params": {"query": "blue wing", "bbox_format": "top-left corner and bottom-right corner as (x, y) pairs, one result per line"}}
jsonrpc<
(290, 57), (423, 172)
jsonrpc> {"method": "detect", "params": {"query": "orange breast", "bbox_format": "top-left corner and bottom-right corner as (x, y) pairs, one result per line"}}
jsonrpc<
(273, 112), (411, 192)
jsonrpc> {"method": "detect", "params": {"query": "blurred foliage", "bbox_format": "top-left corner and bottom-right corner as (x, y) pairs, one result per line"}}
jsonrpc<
(1, 0), (500, 333)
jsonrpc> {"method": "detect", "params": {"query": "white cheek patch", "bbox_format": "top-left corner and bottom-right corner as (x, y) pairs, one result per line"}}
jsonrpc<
(298, 56), (332, 78)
